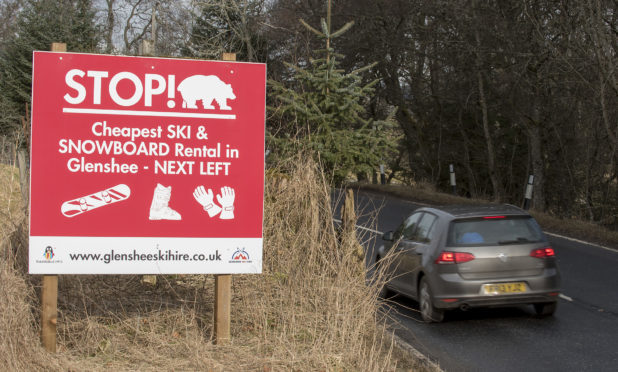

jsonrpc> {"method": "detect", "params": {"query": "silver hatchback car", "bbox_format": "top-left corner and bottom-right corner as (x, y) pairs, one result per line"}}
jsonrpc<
(376, 204), (560, 322)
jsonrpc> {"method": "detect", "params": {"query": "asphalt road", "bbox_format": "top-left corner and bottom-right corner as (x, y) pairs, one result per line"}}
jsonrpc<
(341, 190), (618, 372)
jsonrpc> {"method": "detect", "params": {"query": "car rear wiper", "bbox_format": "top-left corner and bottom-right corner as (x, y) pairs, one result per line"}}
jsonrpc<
(498, 237), (532, 245)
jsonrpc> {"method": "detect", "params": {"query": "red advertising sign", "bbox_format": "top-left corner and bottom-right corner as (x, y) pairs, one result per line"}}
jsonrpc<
(29, 52), (265, 274)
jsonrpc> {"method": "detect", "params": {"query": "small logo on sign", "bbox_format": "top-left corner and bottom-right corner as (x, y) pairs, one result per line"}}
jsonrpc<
(44, 246), (55, 260)
(36, 246), (62, 264)
(229, 248), (251, 263)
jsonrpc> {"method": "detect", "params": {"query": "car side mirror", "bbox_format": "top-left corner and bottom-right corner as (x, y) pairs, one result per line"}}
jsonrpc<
(382, 231), (394, 241)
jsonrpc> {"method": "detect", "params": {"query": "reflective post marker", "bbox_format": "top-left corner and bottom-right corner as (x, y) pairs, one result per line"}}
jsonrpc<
(449, 164), (457, 195)
(523, 175), (534, 210)
(380, 164), (386, 185)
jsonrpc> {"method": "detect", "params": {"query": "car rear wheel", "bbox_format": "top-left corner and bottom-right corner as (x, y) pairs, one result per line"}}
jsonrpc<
(533, 301), (557, 316)
(419, 277), (444, 323)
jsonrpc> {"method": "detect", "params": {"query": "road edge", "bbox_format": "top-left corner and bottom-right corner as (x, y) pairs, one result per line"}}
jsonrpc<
(392, 333), (443, 371)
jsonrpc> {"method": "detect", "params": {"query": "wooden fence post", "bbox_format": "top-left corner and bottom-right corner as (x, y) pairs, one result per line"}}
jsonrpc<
(342, 189), (356, 239)
(213, 52), (236, 345)
(342, 189), (364, 271)
(17, 150), (28, 206)
(40, 42), (66, 353)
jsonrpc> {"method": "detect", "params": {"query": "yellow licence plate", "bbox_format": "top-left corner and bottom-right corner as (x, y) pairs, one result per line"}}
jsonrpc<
(481, 282), (527, 295)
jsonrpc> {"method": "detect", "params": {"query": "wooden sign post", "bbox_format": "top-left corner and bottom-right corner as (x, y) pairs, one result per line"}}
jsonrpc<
(214, 273), (232, 344)
(213, 52), (236, 346)
(40, 42), (65, 353)
(41, 275), (58, 352)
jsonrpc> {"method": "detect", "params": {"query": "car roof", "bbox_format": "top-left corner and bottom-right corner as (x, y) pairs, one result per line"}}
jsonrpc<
(420, 204), (530, 219)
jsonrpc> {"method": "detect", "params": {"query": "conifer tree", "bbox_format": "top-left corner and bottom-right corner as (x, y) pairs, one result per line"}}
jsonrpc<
(0, 0), (99, 140)
(182, 0), (265, 62)
(182, 3), (237, 59)
(269, 0), (396, 184)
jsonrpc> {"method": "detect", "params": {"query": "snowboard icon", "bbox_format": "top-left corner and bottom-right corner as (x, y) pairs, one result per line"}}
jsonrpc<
(61, 184), (131, 217)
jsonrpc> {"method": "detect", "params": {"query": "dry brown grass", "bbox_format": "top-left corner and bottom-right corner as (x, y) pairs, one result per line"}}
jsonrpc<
(0, 157), (438, 371)
(0, 263), (65, 371)
(0, 160), (65, 371)
(0, 163), (24, 238)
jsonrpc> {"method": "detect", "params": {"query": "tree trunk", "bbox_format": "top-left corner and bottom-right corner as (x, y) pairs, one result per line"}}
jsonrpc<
(475, 28), (500, 201)
(396, 108), (417, 175)
(457, 108), (477, 197)
(105, 0), (114, 53)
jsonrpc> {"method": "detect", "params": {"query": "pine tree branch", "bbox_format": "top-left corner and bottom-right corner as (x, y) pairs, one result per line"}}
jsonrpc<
(331, 21), (355, 38)
(299, 18), (324, 37)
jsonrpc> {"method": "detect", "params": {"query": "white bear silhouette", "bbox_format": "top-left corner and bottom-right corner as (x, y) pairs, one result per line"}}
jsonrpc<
(177, 75), (236, 110)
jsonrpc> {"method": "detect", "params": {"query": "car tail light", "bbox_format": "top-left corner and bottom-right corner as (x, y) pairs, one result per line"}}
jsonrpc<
(530, 247), (555, 258)
(440, 298), (459, 303)
(483, 215), (505, 219)
(436, 251), (475, 264)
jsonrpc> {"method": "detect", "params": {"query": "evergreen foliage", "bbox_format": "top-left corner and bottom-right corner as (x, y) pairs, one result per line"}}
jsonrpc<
(269, 4), (397, 184)
(181, 1), (266, 62)
(0, 0), (99, 141)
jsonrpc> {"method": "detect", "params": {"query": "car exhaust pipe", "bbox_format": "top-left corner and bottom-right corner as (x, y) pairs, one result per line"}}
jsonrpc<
(460, 303), (470, 311)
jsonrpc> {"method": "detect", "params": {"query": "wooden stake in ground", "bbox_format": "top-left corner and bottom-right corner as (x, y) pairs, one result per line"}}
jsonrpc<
(342, 189), (365, 272)
(17, 150), (28, 206)
(213, 52), (236, 346)
(40, 41), (66, 353)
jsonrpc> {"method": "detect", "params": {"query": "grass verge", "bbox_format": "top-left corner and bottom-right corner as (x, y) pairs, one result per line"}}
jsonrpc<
(1, 160), (438, 371)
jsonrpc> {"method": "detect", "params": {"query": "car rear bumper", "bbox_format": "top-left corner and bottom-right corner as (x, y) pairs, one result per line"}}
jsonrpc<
(431, 268), (560, 309)
(433, 293), (559, 309)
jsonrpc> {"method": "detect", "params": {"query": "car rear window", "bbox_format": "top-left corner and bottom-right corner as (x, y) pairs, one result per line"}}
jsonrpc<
(447, 216), (544, 246)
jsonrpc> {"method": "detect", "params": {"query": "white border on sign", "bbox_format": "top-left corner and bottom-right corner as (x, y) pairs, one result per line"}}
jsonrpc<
(29, 236), (262, 274)
(34, 50), (267, 65)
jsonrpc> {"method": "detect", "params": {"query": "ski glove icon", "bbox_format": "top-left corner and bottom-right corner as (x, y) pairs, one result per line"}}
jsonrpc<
(193, 186), (235, 220)
(193, 186), (222, 217)
(217, 186), (235, 220)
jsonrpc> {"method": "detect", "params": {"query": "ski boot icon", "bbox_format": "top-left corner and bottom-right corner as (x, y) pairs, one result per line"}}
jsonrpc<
(149, 183), (181, 220)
